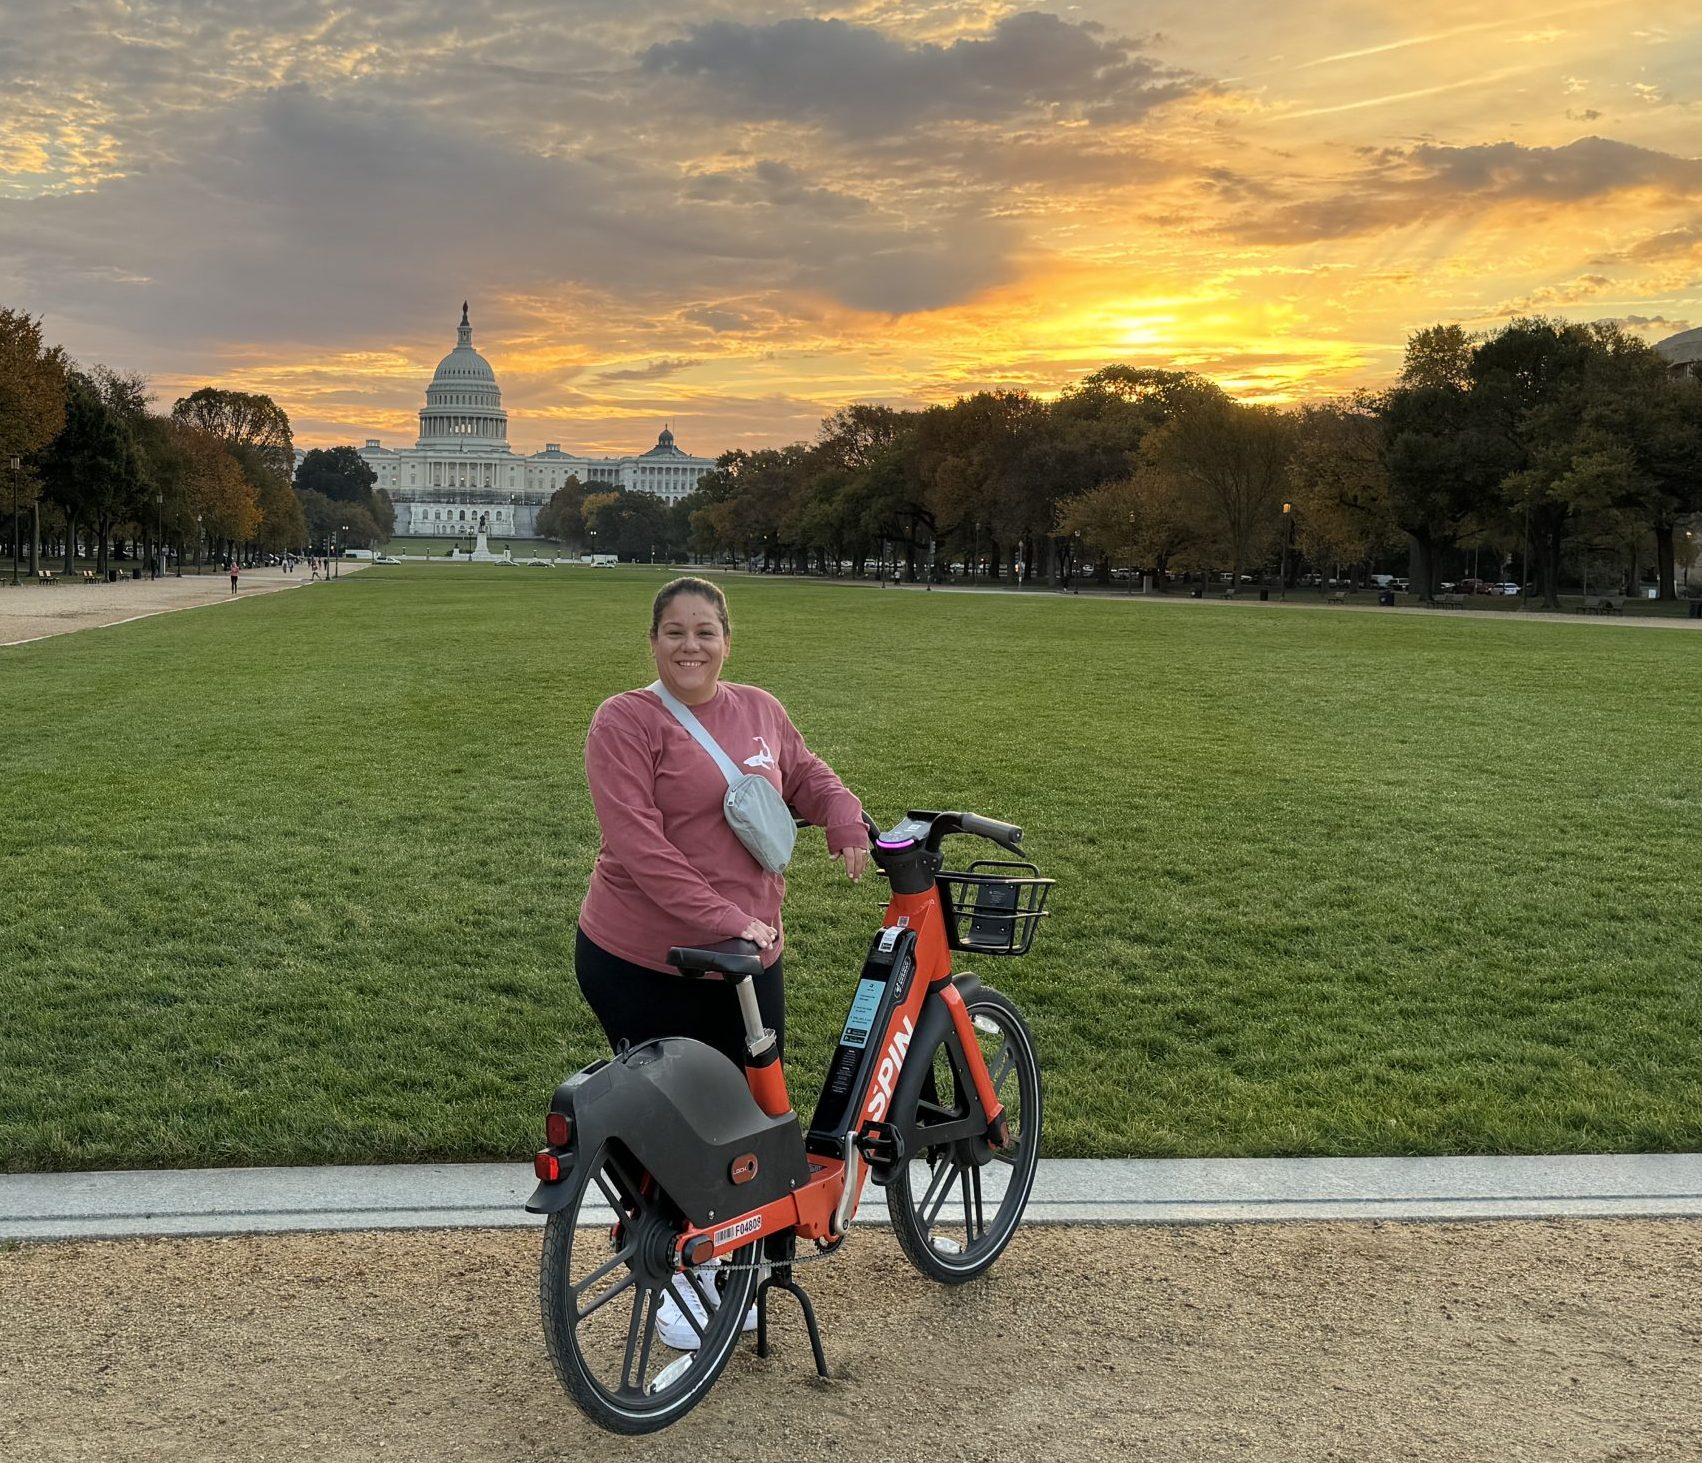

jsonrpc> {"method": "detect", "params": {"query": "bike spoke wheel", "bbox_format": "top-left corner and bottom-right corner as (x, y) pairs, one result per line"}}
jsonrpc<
(887, 984), (1042, 1283)
(539, 1142), (757, 1434)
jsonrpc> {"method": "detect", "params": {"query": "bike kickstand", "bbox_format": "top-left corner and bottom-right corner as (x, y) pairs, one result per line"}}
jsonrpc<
(755, 1273), (831, 1380)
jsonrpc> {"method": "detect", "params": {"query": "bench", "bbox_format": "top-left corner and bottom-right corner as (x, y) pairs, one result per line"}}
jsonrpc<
(1594, 595), (1625, 615)
(80, 569), (99, 584)
(1433, 592), (1465, 608)
(36, 569), (57, 585)
(1327, 592), (1347, 605)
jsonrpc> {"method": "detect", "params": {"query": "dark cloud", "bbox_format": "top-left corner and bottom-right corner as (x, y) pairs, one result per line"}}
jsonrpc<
(1405, 136), (1702, 198)
(641, 12), (1203, 137)
(682, 160), (870, 216)
(1592, 222), (1702, 265)
(1592, 314), (1693, 331)
(681, 306), (759, 333)
(1237, 136), (1702, 245)
(592, 358), (698, 383)
(0, 84), (1023, 364)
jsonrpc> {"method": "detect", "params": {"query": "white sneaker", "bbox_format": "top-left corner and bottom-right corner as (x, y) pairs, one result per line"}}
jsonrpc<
(656, 1259), (760, 1350)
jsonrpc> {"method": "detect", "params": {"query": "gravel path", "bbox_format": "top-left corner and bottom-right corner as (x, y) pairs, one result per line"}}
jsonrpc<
(0, 564), (363, 647)
(3, 1220), (1696, 1461)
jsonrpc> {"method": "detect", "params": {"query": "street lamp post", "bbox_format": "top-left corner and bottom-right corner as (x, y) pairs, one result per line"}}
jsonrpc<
(154, 492), (163, 579)
(1280, 501), (1294, 600)
(9, 455), (20, 587)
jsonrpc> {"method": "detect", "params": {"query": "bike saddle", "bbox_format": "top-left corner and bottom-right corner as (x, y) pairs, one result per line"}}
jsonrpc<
(666, 939), (764, 979)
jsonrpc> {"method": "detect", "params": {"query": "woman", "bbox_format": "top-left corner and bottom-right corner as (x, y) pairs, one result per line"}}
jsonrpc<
(228, 559), (240, 595)
(577, 576), (868, 1071)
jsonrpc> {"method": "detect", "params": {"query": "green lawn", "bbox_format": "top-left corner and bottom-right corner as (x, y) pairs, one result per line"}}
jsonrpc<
(3, 568), (1698, 1170)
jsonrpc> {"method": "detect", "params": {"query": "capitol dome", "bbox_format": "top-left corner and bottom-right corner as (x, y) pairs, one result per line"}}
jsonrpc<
(416, 302), (509, 450)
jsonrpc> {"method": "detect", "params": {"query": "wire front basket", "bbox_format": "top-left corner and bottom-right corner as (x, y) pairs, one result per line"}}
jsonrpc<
(938, 861), (1054, 956)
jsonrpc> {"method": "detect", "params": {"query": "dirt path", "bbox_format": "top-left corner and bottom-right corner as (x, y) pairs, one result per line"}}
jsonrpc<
(2, 1220), (1695, 1462)
(0, 563), (364, 647)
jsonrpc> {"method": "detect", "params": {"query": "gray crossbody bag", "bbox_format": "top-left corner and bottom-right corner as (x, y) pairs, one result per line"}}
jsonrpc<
(648, 682), (797, 873)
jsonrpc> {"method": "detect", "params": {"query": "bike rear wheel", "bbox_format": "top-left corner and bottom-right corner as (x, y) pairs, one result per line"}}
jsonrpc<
(539, 1141), (758, 1434)
(887, 983), (1042, 1283)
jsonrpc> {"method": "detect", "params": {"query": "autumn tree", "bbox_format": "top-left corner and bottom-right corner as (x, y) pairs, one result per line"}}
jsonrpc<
(1286, 395), (1399, 582)
(0, 305), (67, 443)
(1055, 476), (1142, 573)
(1140, 398), (1293, 590)
(588, 488), (675, 560)
(535, 475), (584, 545)
(1467, 319), (1668, 607)
(172, 386), (301, 551)
(142, 417), (254, 562)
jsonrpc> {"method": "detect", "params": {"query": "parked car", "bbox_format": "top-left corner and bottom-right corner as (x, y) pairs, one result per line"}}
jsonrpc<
(373, 554), (402, 565)
(1457, 577), (1497, 595)
(1390, 577), (1411, 592)
(1494, 582), (1521, 596)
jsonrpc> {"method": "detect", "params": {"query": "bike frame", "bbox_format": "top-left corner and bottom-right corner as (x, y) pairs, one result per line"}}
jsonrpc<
(666, 872), (1007, 1271)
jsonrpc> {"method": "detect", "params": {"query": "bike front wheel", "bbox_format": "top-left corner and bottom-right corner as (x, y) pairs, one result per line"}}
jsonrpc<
(539, 1141), (758, 1434)
(886, 983), (1043, 1283)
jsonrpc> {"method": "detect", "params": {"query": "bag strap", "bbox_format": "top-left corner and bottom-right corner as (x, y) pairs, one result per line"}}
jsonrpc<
(648, 681), (743, 788)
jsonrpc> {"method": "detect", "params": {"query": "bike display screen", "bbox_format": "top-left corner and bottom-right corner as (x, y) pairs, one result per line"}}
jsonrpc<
(807, 926), (917, 1146)
(839, 979), (886, 1050)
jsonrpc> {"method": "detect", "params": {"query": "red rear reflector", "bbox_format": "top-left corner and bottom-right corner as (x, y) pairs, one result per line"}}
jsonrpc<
(533, 1150), (561, 1183)
(684, 1236), (714, 1266)
(545, 1112), (571, 1148)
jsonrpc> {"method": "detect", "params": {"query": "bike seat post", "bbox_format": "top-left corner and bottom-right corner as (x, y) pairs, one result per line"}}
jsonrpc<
(731, 972), (792, 1118)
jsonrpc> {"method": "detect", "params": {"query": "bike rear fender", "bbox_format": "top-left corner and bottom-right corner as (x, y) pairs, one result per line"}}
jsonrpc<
(525, 1037), (811, 1226)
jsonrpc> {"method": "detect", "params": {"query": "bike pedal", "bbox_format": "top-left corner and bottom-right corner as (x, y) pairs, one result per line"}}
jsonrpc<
(853, 1120), (905, 1170)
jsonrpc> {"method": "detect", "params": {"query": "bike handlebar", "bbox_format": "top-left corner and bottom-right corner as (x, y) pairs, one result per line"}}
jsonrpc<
(863, 808), (1025, 857)
(957, 812), (1023, 850)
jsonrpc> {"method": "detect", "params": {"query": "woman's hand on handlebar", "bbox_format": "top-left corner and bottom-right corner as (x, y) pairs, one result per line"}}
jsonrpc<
(737, 919), (778, 949)
(835, 845), (870, 882)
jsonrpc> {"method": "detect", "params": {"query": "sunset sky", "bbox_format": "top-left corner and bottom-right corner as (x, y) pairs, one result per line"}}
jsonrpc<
(1, 1), (1698, 457)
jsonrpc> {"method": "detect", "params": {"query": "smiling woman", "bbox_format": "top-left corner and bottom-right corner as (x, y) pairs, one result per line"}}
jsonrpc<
(571, 575), (869, 1079)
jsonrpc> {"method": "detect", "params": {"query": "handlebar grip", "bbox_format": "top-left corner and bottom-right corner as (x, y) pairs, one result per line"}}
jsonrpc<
(959, 812), (1023, 848)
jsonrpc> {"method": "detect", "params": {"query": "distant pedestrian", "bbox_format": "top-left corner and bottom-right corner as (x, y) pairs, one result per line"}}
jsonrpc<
(229, 559), (240, 595)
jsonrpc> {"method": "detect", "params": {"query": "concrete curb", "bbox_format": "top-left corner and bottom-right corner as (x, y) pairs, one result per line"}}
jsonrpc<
(5, 1154), (1700, 1243)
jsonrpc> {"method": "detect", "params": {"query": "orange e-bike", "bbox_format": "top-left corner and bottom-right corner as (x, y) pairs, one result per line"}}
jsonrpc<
(525, 809), (1052, 1433)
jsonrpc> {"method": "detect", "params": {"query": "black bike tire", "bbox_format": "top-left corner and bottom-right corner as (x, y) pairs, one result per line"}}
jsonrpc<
(538, 1144), (758, 1434)
(886, 983), (1043, 1284)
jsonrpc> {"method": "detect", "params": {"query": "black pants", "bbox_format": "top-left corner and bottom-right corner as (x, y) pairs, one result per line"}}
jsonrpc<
(575, 927), (785, 1069)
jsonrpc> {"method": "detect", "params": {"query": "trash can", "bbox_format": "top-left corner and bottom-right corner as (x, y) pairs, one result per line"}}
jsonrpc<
(107, 568), (119, 583)
(131, 567), (142, 580)
(1690, 599), (1702, 619)
(1378, 589), (1396, 607)
(1259, 588), (1270, 602)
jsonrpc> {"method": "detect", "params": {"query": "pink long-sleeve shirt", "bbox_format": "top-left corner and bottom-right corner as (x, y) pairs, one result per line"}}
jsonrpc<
(578, 682), (865, 973)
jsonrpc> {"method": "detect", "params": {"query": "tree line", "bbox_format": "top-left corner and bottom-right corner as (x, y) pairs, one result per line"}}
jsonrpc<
(7, 304), (1696, 603)
(0, 308), (390, 576)
(537, 319), (1698, 607)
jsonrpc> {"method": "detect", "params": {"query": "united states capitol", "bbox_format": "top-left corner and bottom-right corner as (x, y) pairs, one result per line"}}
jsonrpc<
(356, 303), (716, 538)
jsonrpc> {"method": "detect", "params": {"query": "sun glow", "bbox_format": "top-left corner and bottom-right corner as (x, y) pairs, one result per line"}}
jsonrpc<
(2, 0), (1694, 452)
